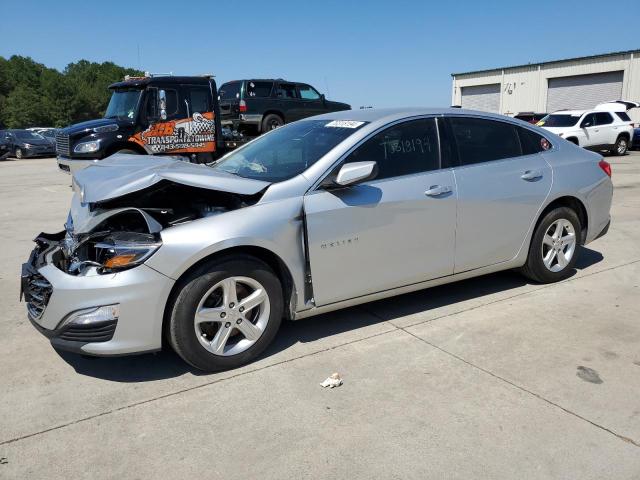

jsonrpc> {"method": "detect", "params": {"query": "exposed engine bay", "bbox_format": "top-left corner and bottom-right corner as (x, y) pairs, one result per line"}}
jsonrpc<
(55, 180), (265, 276)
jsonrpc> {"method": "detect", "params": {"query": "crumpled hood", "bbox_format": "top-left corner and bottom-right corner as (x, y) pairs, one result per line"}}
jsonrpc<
(73, 154), (271, 204)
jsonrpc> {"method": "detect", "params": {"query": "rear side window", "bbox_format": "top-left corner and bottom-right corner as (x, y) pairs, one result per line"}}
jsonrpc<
(595, 112), (613, 125)
(448, 117), (521, 166)
(615, 112), (631, 122)
(518, 127), (550, 154)
(246, 81), (273, 98)
(345, 118), (439, 180)
(276, 83), (297, 99)
(218, 82), (241, 100)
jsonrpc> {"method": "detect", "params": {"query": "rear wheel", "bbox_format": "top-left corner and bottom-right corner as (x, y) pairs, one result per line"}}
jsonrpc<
(520, 207), (581, 283)
(169, 256), (283, 371)
(15, 148), (23, 159)
(611, 136), (628, 156)
(261, 114), (284, 132)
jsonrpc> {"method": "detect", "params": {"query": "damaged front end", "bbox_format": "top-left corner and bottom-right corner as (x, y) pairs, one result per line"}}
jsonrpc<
(61, 179), (264, 276)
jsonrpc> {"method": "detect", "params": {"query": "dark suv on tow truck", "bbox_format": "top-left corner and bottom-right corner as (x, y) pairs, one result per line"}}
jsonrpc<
(56, 75), (225, 174)
(218, 79), (350, 135)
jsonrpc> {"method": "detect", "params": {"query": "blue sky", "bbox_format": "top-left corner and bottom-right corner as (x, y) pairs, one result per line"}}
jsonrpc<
(2, 0), (638, 108)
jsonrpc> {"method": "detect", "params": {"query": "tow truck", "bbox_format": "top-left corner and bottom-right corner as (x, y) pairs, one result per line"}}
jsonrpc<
(56, 74), (247, 174)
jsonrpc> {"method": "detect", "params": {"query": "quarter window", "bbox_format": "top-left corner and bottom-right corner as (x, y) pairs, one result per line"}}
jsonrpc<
(615, 112), (631, 122)
(448, 117), (521, 166)
(344, 119), (440, 180)
(518, 127), (549, 155)
(595, 112), (613, 125)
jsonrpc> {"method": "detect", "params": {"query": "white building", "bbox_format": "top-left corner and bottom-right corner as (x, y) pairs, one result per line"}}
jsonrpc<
(451, 49), (640, 122)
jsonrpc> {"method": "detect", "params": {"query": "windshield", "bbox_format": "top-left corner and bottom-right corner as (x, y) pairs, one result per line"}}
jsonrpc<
(16, 131), (45, 140)
(212, 120), (368, 182)
(538, 114), (581, 127)
(105, 89), (142, 120)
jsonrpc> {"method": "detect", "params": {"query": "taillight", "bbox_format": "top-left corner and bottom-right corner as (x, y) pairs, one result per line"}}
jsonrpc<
(239, 100), (247, 113)
(598, 159), (612, 178)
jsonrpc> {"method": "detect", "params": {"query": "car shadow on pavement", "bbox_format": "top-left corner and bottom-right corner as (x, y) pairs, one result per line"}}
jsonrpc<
(56, 246), (603, 382)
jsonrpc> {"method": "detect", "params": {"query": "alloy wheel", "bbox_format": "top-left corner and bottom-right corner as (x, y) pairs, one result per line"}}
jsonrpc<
(617, 139), (627, 155)
(194, 276), (270, 356)
(541, 219), (576, 272)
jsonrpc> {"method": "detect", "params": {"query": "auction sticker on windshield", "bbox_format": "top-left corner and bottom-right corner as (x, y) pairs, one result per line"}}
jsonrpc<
(325, 120), (365, 129)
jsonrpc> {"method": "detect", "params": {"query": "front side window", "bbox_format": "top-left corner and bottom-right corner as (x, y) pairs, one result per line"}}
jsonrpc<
(212, 120), (367, 182)
(595, 112), (613, 125)
(581, 113), (596, 127)
(344, 119), (439, 180)
(246, 81), (273, 98)
(105, 89), (142, 120)
(189, 87), (211, 113)
(449, 117), (521, 166)
(16, 130), (45, 141)
(298, 84), (321, 100)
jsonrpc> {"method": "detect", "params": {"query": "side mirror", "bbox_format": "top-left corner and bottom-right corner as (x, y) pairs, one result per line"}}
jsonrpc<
(581, 120), (593, 128)
(320, 94), (326, 102)
(159, 89), (167, 120)
(335, 161), (378, 186)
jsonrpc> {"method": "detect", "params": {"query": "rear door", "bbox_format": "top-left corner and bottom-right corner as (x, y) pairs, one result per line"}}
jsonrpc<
(446, 116), (552, 273)
(274, 82), (300, 122)
(594, 111), (616, 146)
(304, 118), (457, 306)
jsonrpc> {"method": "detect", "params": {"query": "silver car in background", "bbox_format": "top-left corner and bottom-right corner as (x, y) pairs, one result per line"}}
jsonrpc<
(21, 108), (613, 371)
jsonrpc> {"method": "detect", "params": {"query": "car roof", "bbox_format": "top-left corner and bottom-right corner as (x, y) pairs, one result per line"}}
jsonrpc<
(549, 110), (587, 116)
(307, 107), (524, 124)
(109, 76), (212, 89)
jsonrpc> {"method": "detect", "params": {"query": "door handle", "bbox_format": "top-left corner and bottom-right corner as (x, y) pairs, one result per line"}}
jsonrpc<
(424, 185), (452, 196)
(521, 170), (543, 181)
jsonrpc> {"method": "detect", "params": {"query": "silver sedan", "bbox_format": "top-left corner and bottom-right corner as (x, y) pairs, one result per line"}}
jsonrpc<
(22, 108), (613, 371)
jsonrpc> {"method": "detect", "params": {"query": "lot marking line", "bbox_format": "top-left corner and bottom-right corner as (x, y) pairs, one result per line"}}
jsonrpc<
(2, 257), (638, 448)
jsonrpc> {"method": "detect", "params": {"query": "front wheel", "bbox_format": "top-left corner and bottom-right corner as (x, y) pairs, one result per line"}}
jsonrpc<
(168, 256), (283, 371)
(15, 148), (23, 159)
(611, 136), (628, 156)
(520, 207), (581, 283)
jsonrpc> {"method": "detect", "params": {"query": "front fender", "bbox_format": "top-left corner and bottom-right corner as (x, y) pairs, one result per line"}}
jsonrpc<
(144, 197), (307, 307)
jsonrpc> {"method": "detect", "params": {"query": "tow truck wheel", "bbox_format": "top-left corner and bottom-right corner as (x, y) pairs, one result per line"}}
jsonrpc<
(168, 255), (283, 372)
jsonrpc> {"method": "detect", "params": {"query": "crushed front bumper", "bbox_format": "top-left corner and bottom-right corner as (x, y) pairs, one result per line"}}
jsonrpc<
(57, 156), (100, 174)
(22, 233), (175, 356)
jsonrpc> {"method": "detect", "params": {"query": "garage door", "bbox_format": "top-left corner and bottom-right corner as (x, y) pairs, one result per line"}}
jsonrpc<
(546, 71), (623, 112)
(460, 84), (500, 112)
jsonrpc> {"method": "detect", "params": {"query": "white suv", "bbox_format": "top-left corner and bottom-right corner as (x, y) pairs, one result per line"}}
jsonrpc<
(539, 101), (637, 156)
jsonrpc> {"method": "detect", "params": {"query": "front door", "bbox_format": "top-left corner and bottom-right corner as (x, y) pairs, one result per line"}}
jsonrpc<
(446, 116), (553, 273)
(296, 84), (327, 120)
(304, 118), (457, 306)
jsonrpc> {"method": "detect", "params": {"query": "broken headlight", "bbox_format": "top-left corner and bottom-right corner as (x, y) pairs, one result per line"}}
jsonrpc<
(94, 232), (161, 272)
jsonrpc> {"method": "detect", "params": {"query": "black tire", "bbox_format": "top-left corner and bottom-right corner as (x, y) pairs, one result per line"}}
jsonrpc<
(261, 113), (284, 132)
(520, 207), (581, 283)
(168, 256), (283, 371)
(15, 148), (23, 159)
(611, 135), (628, 156)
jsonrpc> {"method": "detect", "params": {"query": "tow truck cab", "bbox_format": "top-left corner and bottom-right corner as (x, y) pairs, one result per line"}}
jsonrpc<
(56, 75), (225, 174)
